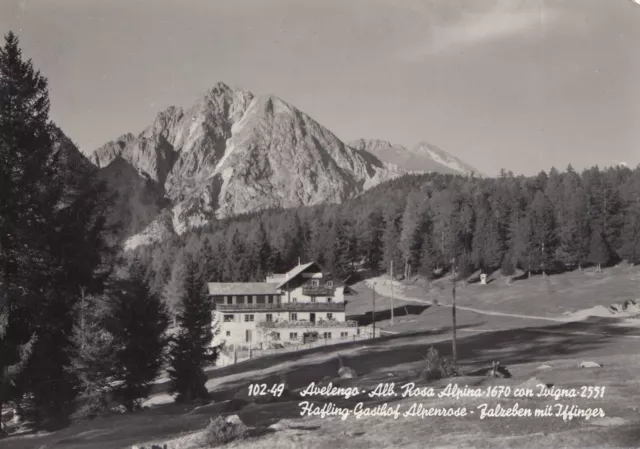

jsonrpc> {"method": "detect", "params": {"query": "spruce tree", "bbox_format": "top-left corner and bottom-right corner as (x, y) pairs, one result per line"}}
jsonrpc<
(251, 222), (271, 279)
(529, 191), (556, 275)
(363, 209), (384, 271)
(382, 207), (404, 275)
(106, 260), (169, 411)
(0, 31), (61, 426)
(162, 251), (188, 324)
(1, 32), (112, 429)
(168, 259), (216, 402)
(399, 191), (429, 273)
(71, 292), (115, 419)
(325, 219), (351, 280)
(587, 231), (610, 272)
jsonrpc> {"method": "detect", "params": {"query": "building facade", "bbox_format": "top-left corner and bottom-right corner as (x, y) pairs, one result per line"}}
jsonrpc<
(208, 262), (360, 349)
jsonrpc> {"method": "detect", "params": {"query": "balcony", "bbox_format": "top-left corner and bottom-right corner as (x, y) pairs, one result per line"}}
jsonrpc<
(302, 286), (336, 296)
(257, 320), (358, 329)
(215, 302), (345, 312)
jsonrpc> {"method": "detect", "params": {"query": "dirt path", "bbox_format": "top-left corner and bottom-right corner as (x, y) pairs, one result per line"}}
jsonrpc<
(367, 279), (570, 323)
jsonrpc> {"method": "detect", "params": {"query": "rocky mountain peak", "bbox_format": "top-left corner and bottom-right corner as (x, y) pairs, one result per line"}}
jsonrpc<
(88, 82), (476, 249)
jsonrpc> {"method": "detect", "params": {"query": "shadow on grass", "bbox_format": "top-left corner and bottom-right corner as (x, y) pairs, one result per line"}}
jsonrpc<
(348, 304), (430, 326)
(4, 317), (639, 449)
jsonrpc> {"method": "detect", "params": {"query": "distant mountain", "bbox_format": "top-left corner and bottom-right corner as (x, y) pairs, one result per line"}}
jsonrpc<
(91, 82), (404, 247)
(348, 138), (480, 177)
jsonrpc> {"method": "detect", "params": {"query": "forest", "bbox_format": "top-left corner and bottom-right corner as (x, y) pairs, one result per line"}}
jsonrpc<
(137, 161), (640, 308)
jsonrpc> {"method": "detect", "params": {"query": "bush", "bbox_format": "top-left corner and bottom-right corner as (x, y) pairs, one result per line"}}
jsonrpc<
(200, 416), (248, 447)
(420, 346), (460, 381)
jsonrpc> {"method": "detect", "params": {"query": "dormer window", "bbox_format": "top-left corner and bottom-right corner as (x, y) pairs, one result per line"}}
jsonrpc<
(311, 279), (319, 288)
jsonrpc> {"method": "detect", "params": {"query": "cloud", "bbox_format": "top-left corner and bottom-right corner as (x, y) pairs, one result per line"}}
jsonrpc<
(399, 0), (562, 59)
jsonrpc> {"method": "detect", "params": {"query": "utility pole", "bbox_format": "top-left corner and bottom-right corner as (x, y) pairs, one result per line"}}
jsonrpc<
(451, 258), (458, 364)
(390, 261), (395, 326)
(372, 282), (376, 338)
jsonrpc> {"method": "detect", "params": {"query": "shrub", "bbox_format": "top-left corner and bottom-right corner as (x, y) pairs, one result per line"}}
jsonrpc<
(200, 416), (248, 447)
(420, 346), (460, 381)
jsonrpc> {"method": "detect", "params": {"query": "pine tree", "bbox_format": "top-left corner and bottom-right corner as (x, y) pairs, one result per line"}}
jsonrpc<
(529, 191), (556, 275)
(70, 291), (115, 419)
(510, 210), (535, 277)
(1, 32), (112, 429)
(106, 260), (169, 411)
(382, 207), (404, 274)
(363, 209), (384, 271)
(162, 251), (188, 323)
(618, 173), (640, 264)
(399, 191), (429, 274)
(587, 231), (610, 272)
(251, 222), (271, 279)
(168, 259), (216, 402)
(325, 219), (351, 280)
(619, 209), (640, 264)
(0, 31), (62, 427)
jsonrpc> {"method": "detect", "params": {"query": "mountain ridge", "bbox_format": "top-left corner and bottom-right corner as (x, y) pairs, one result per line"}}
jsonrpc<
(348, 138), (481, 177)
(88, 82), (477, 249)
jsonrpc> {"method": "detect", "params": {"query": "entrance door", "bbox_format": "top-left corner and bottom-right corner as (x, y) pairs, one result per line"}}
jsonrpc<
(245, 329), (252, 343)
(310, 313), (316, 323)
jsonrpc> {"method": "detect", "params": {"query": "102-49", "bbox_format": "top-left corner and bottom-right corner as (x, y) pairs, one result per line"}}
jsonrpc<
(248, 383), (285, 397)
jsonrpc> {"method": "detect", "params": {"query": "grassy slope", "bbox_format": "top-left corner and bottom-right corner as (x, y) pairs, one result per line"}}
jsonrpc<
(2, 265), (640, 449)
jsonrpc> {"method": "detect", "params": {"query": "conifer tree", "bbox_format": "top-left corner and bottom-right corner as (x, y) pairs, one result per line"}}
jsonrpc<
(382, 207), (404, 275)
(399, 191), (429, 273)
(587, 231), (610, 272)
(251, 222), (271, 279)
(168, 259), (216, 402)
(106, 260), (169, 411)
(529, 191), (556, 275)
(325, 219), (351, 280)
(363, 209), (384, 271)
(162, 251), (188, 323)
(1, 32), (112, 429)
(71, 291), (115, 419)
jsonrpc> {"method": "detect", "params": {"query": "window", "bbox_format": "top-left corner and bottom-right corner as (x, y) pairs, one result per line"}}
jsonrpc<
(223, 314), (234, 322)
(244, 314), (254, 322)
(326, 281), (333, 287)
(291, 297), (297, 303)
(327, 313), (333, 320)
(341, 332), (348, 338)
(247, 295), (254, 304)
(226, 296), (233, 304)
(310, 297), (316, 303)
(266, 314), (273, 322)
(327, 297), (333, 303)
(226, 331), (231, 337)
(311, 279), (319, 288)
(289, 332), (298, 340)
(323, 332), (332, 339)
(268, 295), (274, 304)
(291, 313), (298, 321)
(272, 332), (280, 340)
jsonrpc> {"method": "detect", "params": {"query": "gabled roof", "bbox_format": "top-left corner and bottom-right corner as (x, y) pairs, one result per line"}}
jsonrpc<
(275, 262), (317, 289)
(207, 282), (280, 295)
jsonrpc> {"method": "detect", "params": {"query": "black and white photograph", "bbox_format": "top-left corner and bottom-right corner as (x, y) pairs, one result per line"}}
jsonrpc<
(1, 1), (640, 448)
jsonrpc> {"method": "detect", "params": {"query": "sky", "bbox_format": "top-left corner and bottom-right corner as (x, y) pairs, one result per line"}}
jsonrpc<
(0, 0), (639, 176)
